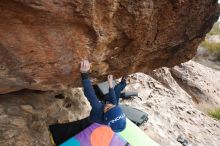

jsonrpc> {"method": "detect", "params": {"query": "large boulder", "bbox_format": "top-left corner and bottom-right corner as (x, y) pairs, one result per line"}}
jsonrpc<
(171, 60), (220, 111)
(0, 88), (90, 146)
(0, 61), (220, 146)
(0, 0), (219, 93)
(125, 65), (220, 146)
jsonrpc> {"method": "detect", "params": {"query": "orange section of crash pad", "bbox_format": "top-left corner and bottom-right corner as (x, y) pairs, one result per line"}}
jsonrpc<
(90, 126), (114, 146)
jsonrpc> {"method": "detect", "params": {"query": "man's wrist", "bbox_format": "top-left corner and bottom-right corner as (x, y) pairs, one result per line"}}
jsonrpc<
(80, 70), (88, 73)
(108, 81), (113, 88)
(81, 72), (89, 80)
(109, 87), (114, 90)
(109, 85), (114, 88)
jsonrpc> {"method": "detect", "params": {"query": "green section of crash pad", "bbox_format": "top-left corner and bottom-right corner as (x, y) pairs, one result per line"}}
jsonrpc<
(119, 119), (160, 146)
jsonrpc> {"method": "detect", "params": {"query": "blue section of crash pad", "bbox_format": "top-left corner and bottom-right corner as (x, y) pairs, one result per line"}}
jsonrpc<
(59, 137), (80, 146)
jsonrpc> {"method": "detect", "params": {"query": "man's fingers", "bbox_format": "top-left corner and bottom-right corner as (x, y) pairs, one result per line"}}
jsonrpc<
(80, 60), (84, 69)
(85, 62), (88, 70)
(83, 60), (86, 70)
(84, 59), (88, 65)
(80, 59), (91, 72)
(82, 60), (86, 68)
(85, 61), (88, 69)
(88, 63), (91, 68)
(82, 60), (85, 69)
(84, 60), (87, 69)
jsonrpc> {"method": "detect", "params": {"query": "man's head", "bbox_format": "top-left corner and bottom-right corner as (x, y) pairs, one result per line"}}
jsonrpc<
(104, 104), (126, 132)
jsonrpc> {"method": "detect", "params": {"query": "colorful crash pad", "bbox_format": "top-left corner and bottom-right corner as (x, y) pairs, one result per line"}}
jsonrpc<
(59, 118), (160, 146)
(119, 119), (160, 146)
(60, 137), (80, 146)
(60, 123), (129, 146)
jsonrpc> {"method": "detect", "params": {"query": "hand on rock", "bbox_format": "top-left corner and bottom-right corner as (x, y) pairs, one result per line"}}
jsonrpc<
(80, 59), (91, 73)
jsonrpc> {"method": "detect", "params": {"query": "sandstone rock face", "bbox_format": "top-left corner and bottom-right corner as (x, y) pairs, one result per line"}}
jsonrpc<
(0, 89), (90, 146)
(171, 60), (220, 111)
(1, 60), (220, 146)
(0, 0), (219, 94)
(125, 67), (220, 146)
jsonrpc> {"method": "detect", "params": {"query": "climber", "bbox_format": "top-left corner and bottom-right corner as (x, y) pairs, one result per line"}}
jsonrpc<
(80, 59), (127, 132)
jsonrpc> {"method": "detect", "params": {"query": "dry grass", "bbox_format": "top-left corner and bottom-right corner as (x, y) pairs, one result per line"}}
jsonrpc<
(208, 108), (220, 120)
(209, 22), (220, 36)
(199, 22), (220, 53)
(196, 103), (220, 120)
(200, 41), (220, 53)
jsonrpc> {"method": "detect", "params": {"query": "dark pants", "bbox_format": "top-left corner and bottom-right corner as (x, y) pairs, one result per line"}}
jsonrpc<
(105, 82), (126, 105)
(49, 117), (92, 145)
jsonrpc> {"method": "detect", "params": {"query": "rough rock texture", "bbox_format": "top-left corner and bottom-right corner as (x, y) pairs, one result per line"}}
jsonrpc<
(171, 61), (220, 110)
(130, 72), (220, 146)
(0, 89), (90, 146)
(0, 0), (219, 94)
(1, 60), (220, 146)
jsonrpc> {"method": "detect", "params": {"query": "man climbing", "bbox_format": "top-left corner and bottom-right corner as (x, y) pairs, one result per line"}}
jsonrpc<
(80, 59), (127, 132)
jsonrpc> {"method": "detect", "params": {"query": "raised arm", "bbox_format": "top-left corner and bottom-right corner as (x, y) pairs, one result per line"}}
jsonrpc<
(108, 87), (117, 104)
(107, 75), (117, 105)
(80, 60), (102, 110)
(114, 76), (127, 105)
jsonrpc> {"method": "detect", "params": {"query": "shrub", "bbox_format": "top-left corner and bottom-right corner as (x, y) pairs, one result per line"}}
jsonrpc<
(200, 41), (220, 53)
(209, 22), (220, 36)
(208, 108), (220, 120)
